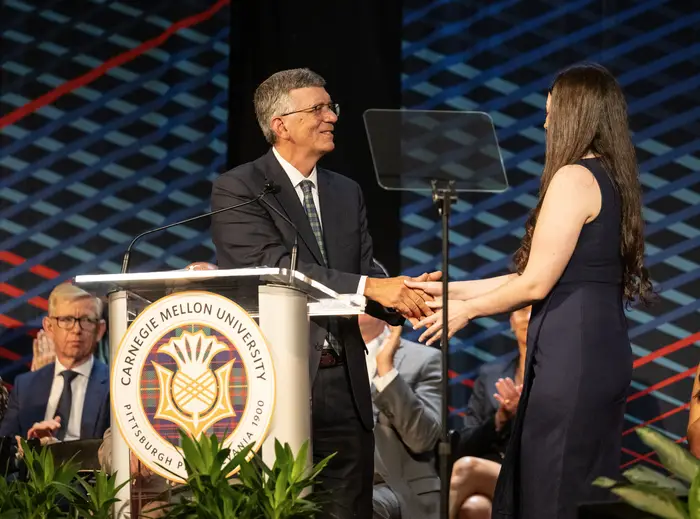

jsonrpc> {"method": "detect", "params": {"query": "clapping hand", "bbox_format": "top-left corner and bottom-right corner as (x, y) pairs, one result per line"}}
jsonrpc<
(27, 416), (62, 439)
(494, 377), (522, 431)
(375, 326), (402, 377)
(31, 330), (56, 372)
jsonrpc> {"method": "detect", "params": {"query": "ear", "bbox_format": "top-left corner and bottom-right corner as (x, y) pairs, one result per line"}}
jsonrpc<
(270, 117), (290, 142)
(96, 320), (107, 343)
(43, 316), (54, 337)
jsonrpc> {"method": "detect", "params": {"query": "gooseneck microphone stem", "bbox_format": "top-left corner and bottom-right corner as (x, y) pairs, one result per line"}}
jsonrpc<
(120, 183), (278, 274)
(259, 198), (301, 282)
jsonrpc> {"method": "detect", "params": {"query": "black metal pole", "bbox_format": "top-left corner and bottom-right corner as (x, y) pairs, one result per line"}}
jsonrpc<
(436, 186), (453, 519)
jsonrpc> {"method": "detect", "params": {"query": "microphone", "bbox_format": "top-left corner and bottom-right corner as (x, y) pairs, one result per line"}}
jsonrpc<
(121, 182), (279, 273)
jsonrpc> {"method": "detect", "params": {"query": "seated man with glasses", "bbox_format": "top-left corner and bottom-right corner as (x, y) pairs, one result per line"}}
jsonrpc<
(0, 283), (110, 443)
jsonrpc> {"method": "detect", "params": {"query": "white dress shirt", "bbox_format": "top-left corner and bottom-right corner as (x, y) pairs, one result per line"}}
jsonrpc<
(365, 326), (399, 392)
(44, 356), (94, 441)
(272, 147), (367, 295)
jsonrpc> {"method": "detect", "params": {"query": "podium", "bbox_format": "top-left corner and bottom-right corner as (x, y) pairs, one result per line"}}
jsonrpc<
(74, 267), (365, 518)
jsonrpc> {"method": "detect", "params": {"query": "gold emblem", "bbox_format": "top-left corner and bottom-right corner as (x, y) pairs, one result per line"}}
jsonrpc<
(152, 330), (236, 438)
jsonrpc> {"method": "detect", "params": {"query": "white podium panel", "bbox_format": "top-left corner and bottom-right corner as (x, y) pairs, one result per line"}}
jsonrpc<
(74, 268), (364, 518)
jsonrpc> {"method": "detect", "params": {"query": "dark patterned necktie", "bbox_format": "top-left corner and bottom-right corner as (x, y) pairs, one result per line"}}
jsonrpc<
(299, 180), (342, 356)
(55, 370), (78, 441)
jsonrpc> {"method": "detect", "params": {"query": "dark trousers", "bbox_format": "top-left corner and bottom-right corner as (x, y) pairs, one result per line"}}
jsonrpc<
(312, 364), (374, 519)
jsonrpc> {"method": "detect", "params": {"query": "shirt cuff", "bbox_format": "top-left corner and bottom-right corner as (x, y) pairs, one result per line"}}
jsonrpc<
(357, 275), (368, 295)
(373, 368), (398, 392)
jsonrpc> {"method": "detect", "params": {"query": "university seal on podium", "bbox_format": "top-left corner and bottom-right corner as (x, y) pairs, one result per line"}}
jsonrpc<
(111, 291), (275, 482)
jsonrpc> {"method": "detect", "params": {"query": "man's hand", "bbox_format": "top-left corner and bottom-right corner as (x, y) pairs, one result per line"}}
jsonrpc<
(376, 326), (402, 377)
(365, 271), (442, 321)
(494, 378), (522, 432)
(27, 416), (62, 439)
(31, 330), (56, 372)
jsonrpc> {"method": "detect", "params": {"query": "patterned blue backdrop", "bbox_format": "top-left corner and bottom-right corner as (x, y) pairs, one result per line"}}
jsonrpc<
(400, 0), (700, 470)
(1, 0), (229, 381)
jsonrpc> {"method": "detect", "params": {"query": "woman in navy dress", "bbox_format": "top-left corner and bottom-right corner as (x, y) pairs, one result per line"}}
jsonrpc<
(408, 63), (652, 519)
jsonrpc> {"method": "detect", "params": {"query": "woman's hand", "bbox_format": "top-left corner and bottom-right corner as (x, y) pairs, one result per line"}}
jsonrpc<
(413, 300), (472, 345)
(404, 279), (443, 297)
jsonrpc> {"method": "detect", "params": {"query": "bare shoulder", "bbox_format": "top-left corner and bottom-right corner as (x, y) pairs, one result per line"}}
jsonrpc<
(549, 163), (598, 191)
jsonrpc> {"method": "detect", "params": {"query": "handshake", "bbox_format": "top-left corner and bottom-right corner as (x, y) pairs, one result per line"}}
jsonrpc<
(364, 271), (442, 325)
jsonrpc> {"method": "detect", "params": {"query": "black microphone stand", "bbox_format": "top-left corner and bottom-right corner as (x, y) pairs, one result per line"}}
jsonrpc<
(432, 179), (457, 519)
(120, 183), (277, 274)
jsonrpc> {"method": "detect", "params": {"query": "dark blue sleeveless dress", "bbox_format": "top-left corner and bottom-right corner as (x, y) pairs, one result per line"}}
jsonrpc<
(492, 158), (633, 519)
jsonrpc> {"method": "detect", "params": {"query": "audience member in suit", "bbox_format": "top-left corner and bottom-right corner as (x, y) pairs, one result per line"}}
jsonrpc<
(688, 363), (700, 459)
(359, 312), (441, 519)
(0, 283), (110, 442)
(210, 68), (438, 519)
(448, 307), (530, 519)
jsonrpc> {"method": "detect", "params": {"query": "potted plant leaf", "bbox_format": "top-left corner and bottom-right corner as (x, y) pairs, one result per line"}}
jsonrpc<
(164, 430), (333, 518)
(594, 427), (700, 519)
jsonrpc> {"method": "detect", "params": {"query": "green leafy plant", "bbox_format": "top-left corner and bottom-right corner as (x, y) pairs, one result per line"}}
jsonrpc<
(8, 439), (79, 518)
(72, 469), (131, 519)
(0, 432), (332, 518)
(594, 427), (700, 519)
(0, 440), (129, 519)
(165, 431), (333, 519)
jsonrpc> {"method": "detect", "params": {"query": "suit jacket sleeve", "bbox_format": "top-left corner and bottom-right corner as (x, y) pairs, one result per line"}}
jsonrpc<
(372, 349), (441, 453)
(0, 378), (22, 437)
(212, 171), (361, 294)
(455, 374), (501, 458)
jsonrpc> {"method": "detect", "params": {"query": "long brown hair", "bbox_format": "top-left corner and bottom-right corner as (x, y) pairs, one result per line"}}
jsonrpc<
(513, 62), (652, 305)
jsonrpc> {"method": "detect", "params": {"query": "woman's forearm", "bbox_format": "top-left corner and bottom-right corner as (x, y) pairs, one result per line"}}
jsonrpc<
(450, 274), (517, 300)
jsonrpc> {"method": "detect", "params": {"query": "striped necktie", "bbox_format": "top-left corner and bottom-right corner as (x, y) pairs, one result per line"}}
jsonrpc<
(299, 180), (342, 356)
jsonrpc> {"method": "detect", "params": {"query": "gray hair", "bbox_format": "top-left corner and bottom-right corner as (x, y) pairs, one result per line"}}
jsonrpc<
(48, 283), (103, 318)
(253, 68), (326, 144)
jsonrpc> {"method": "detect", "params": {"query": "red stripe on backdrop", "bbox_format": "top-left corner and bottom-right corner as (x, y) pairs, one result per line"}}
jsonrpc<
(0, 283), (48, 311)
(634, 331), (700, 369)
(0, 0), (231, 130)
(620, 437), (687, 470)
(0, 346), (22, 361)
(622, 402), (690, 437)
(620, 447), (667, 470)
(448, 369), (474, 388)
(0, 315), (23, 328)
(627, 367), (696, 403)
(0, 251), (60, 279)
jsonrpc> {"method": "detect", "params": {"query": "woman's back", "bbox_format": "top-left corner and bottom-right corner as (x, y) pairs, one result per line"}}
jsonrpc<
(557, 157), (623, 287)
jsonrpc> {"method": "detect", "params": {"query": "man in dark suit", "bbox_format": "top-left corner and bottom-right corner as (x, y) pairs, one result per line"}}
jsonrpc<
(211, 68), (436, 519)
(0, 283), (110, 442)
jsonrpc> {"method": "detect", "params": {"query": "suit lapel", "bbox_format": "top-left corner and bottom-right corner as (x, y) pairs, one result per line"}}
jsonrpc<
(316, 169), (339, 267)
(81, 361), (108, 439)
(29, 368), (55, 426)
(259, 151), (325, 265)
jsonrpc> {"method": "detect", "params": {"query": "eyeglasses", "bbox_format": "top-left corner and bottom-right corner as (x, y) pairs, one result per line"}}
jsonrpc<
(51, 316), (100, 331)
(279, 102), (340, 118)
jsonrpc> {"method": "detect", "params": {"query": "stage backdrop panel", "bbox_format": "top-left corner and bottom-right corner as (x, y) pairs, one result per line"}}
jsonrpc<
(1, 0), (230, 382)
(401, 0), (700, 470)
